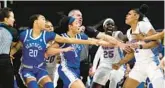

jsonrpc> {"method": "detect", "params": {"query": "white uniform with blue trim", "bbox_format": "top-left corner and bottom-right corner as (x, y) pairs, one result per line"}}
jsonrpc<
(127, 21), (164, 88)
(92, 32), (125, 87)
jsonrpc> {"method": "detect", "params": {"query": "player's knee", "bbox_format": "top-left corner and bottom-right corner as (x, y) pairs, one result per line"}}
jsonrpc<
(71, 79), (85, 88)
(26, 77), (37, 84)
(123, 80), (135, 88)
(123, 84), (133, 88)
(39, 75), (52, 86)
(123, 81), (138, 88)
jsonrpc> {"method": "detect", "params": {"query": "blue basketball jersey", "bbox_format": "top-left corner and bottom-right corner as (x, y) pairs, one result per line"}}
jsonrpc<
(19, 29), (56, 66)
(60, 33), (88, 68)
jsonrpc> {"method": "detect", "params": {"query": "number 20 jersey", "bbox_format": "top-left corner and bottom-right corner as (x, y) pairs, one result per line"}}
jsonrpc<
(19, 29), (56, 66)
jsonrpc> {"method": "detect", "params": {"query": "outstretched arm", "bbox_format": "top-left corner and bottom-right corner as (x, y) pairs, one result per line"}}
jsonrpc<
(133, 29), (164, 41)
(131, 29), (160, 49)
(54, 34), (97, 45)
(97, 33), (132, 53)
(144, 30), (164, 41)
(45, 42), (74, 57)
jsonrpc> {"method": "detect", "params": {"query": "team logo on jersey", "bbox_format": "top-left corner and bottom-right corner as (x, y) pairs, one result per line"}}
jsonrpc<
(25, 43), (43, 50)
(24, 73), (33, 78)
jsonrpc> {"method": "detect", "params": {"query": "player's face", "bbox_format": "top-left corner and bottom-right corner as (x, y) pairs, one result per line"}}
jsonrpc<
(104, 22), (115, 32)
(72, 11), (82, 27)
(5, 11), (15, 27)
(69, 20), (80, 34)
(125, 10), (138, 25)
(36, 15), (46, 30)
(45, 21), (54, 32)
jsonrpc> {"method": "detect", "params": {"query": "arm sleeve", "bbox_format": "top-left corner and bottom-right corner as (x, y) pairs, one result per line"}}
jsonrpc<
(84, 26), (99, 38)
(92, 46), (103, 72)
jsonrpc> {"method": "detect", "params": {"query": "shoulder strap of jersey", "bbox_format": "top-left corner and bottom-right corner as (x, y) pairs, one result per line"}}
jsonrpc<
(23, 29), (29, 42)
(43, 30), (47, 45)
(60, 33), (66, 48)
(77, 34), (81, 39)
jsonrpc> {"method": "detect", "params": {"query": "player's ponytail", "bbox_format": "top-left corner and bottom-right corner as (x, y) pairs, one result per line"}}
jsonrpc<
(131, 4), (149, 21)
(139, 4), (149, 16)
(56, 16), (75, 34)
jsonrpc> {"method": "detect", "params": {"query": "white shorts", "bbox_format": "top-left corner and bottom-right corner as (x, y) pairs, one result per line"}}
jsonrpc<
(46, 66), (56, 80)
(93, 66), (125, 85)
(129, 61), (163, 83)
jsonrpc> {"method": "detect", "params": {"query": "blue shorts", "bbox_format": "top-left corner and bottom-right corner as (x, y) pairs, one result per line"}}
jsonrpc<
(137, 78), (153, 88)
(19, 64), (48, 84)
(58, 65), (80, 88)
(137, 82), (145, 88)
(145, 78), (153, 88)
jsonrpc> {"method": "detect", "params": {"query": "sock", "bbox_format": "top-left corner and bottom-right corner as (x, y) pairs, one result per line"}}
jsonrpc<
(44, 82), (54, 88)
(27, 81), (38, 88)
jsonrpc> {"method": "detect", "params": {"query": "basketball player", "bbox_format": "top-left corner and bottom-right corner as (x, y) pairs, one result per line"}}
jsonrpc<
(133, 30), (165, 71)
(57, 16), (109, 88)
(91, 18), (125, 88)
(10, 14), (101, 88)
(44, 20), (74, 81)
(68, 9), (132, 53)
(112, 6), (164, 88)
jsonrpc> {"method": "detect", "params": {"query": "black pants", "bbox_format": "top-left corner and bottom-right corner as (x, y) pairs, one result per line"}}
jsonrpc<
(0, 54), (14, 88)
(80, 60), (89, 84)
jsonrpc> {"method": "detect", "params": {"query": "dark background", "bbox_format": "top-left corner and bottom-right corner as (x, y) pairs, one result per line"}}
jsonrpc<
(1, 1), (163, 88)
(7, 1), (164, 33)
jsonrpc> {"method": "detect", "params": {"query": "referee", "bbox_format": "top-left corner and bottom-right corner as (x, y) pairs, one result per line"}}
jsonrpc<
(0, 7), (18, 88)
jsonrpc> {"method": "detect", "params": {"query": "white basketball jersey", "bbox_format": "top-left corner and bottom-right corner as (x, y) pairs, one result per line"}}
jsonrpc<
(101, 46), (123, 64)
(126, 21), (158, 63)
(46, 40), (57, 70)
(93, 31), (124, 71)
(46, 55), (56, 68)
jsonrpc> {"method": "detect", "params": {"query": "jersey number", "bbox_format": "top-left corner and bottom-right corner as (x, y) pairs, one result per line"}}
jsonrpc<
(47, 56), (56, 63)
(29, 49), (38, 57)
(104, 51), (114, 58)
